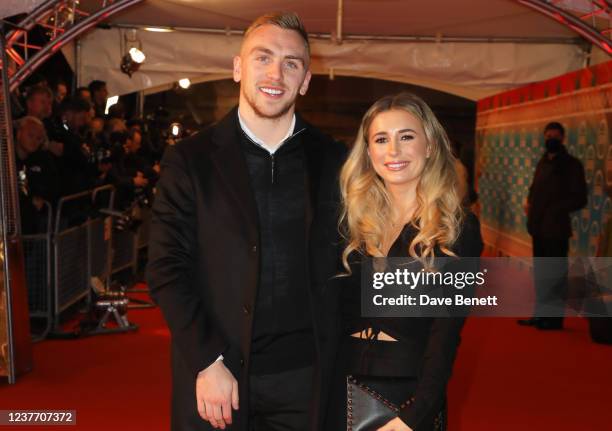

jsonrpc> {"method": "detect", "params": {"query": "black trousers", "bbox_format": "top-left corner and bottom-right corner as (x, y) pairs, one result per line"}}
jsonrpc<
(532, 236), (569, 324)
(248, 366), (314, 431)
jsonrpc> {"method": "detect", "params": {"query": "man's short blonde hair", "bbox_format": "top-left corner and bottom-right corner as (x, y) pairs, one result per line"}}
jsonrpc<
(243, 11), (310, 56)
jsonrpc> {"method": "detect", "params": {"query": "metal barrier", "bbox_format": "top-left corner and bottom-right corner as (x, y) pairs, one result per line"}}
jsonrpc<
(90, 185), (114, 290)
(124, 205), (153, 307)
(92, 184), (115, 214)
(23, 184), (154, 338)
(53, 190), (93, 329)
(22, 201), (53, 341)
(110, 204), (152, 276)
(89, 217), (112, 288)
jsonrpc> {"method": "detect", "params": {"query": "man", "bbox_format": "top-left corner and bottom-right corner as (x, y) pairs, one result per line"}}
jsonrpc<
(14, 116), (60, 234)
(52, 81), (69, 118)
(25, 85), (68, 159)
(54, 97), (96, 196)
(76, 86), (92, 104)
(146, 12), (345, 431)
(25, 85), (53, 122)
(88, 80), (109, 118)
(54, 81), (68, 105)
(519, 122), (587, 330)
(111, 130), (156, 210)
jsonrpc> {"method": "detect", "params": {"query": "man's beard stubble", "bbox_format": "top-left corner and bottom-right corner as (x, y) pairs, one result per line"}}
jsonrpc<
(243, 89), (296, 121)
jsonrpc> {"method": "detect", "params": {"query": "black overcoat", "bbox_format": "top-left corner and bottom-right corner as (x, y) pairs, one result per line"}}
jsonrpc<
(146, 107), (346, 430)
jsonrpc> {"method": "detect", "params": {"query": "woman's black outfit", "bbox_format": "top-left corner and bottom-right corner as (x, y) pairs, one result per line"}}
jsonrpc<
(324, 213), (483, 431)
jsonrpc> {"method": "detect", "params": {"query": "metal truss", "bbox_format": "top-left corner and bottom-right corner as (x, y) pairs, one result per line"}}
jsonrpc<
(4, 0), (142, 92)
(517, 0), (611, 54)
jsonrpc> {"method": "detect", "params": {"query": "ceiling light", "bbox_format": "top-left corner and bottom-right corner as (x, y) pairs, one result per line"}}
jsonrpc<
(178, 78), (191, 89)
(144, 27), (174, 33)
(128, 47), (146, 64)
(120, 47), (146, 77)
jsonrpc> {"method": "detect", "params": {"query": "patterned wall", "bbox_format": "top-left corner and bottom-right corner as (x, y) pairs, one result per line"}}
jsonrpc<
(476, 61), (612, 257)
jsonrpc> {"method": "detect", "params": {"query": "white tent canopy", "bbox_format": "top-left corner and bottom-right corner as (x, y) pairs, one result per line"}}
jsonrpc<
(70, 0), (605, 100)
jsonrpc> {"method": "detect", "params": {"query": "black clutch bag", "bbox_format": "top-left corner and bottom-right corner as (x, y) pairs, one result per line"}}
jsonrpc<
(346, 375), (444, 431)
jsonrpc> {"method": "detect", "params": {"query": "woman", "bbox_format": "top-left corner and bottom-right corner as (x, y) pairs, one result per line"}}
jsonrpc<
(324, 93), (483, 431)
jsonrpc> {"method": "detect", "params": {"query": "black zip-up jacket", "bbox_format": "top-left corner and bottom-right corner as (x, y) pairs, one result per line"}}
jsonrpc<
(239, 123), (314, 375)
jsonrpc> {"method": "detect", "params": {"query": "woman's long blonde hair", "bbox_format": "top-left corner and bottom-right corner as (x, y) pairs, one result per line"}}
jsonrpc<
(340, 93), (464, 271)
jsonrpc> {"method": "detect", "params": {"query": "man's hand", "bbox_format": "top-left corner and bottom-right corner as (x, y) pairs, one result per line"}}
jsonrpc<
(377, 417), (413, 431)
(196, 360), (239, 429)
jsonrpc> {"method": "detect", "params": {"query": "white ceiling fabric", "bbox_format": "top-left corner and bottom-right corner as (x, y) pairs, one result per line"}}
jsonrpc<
(72, 0), (595, 100)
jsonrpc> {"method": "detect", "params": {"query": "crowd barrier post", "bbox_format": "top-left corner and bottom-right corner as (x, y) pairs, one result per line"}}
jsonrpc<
(52, 190), (93, 334)
(22, 201), (53, 341)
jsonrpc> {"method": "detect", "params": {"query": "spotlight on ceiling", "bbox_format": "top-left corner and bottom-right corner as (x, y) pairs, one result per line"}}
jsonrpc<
(144, 27), (174, 33)
(120, 47), (146, 77)
(178, 78), (191, 89)
(129, 47), (146, 63)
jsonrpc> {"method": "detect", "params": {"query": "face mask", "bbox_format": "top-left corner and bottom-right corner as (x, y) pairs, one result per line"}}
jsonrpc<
(545, 138), (562, 153)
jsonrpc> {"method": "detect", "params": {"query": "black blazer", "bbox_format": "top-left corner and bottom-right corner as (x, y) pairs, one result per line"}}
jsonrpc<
(146, 107), (346, 431)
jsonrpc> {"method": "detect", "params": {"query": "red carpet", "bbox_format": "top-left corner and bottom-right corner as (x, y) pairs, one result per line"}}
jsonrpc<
(1, 298), (611, 430)
(448, 317), (612, 430)
(0, 295), (172, 431)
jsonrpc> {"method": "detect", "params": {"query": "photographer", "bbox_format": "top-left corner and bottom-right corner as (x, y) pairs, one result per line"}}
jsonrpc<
(14, 116), (59, 234)
(52, 97), (98, 197)
(109, 131), (157, 211)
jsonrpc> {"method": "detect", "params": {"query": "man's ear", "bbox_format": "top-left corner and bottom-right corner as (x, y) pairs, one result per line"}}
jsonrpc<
(233, 56), (242, 83)
(298, 70), (312, 96)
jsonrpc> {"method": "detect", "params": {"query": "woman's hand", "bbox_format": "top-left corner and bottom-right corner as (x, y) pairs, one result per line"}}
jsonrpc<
(377, 417), (413, 431)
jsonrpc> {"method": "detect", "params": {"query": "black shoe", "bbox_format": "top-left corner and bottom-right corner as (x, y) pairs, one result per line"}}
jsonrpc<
(536, 319), (563, 330)
(517, 318), (540, 327)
